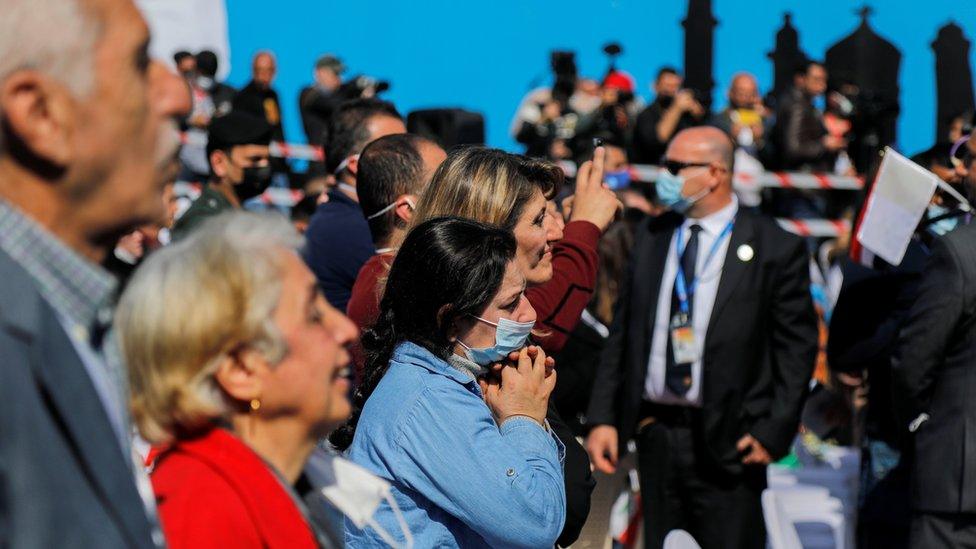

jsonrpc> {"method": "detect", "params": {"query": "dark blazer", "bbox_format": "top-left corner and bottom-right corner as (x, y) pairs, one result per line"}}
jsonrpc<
(892, 222), (976, 513)
(0, 249), (156, 547)
(587, 209), (817, 473)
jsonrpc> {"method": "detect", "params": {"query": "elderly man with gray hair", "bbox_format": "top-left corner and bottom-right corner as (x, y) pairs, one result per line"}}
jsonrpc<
(0, 0), (186, 546)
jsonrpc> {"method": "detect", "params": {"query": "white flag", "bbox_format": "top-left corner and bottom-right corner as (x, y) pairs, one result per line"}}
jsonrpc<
(856, 147), (939, 266)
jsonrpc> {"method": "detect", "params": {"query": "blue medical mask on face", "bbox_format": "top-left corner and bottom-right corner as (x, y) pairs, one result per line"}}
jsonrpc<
(604, 169), (631, 190)
(927, 204), (960, 236)
(458, 315), (535, 366)
(655, 169), (710, 214)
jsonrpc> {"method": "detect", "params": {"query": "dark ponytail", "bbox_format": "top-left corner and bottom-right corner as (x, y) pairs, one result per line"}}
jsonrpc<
(330, 217), (517, 450)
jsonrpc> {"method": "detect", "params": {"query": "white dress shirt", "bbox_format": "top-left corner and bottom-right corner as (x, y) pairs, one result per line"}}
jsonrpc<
(644, 196), (739, 406)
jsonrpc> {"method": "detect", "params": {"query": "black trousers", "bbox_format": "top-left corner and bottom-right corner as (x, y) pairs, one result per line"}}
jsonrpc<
(634, 403), (766, 549)
(910, 512), (976, 548)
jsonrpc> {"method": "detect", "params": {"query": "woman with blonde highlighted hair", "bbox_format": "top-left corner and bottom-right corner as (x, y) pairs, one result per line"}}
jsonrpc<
(118, 211), (358, 549)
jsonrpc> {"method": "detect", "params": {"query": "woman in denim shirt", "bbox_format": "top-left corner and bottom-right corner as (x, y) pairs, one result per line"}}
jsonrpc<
(336, 217), (566, 548)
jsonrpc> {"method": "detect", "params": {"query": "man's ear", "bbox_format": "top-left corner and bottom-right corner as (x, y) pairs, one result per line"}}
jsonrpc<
(213, 347), (267, 405)
(708, 162), (727, 189)
(210, 149), (230, 179)
(394, 194), (418, 224)
(345, 155), (359, 177)
(0, 70), (73, 167)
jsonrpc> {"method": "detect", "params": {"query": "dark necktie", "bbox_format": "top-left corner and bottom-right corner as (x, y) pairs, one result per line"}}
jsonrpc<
(665, 223), (701, 396)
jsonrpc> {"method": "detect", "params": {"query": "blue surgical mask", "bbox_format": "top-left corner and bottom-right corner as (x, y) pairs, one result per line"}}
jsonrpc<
(458, 315), (535, 366)
(655, 169), (710, 214)
(927, 204), (959, 236)
(604, 169), (631, 190)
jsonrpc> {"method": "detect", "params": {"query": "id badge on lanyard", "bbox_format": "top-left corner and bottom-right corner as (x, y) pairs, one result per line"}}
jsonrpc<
(669, 219), (735, 365)
(670, 310), (698, 364)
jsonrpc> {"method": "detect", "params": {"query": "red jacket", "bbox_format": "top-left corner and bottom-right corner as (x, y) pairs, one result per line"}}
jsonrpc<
(148, 428), (319, 549)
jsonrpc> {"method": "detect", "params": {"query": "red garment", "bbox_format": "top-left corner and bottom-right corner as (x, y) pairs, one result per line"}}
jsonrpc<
(347, 252), (393, 332)
(347, 252), (394, 381)
(528, 220), (601, 353)
(148, 428), (318, 549)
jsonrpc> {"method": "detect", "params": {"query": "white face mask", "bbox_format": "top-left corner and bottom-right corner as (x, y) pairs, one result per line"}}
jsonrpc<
(366, 198), (416, 220)
(320, 457), (414, 548)
(334, 154), (361, 175)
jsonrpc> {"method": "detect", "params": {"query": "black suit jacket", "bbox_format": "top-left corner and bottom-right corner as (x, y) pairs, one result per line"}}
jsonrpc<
(892, 222), (976, 513)
(587, 209), (817, 474)
(0, 249), (156, 547)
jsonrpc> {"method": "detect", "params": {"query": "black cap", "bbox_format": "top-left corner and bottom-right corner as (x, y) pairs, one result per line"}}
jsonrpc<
(206, 111), (273, 158)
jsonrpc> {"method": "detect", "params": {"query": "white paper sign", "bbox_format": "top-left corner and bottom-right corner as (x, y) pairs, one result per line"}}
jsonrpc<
(856, 147), (939, 266)
(135, 0), (231, 80)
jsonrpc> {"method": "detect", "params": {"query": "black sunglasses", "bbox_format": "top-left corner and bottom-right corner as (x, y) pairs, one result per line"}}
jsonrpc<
(661, 159), (712, 176)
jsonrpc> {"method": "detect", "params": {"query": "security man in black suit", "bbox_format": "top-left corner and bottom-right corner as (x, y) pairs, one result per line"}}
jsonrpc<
(892, 141), (976, 547)
(586, 127), (818, 548)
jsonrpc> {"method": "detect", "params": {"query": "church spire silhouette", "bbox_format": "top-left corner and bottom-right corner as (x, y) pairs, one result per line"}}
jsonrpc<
(825, 5), (901, 169)
(932, 22), (975, 142)
(682, 0), (717, 112)
(767, 13), (807, 99)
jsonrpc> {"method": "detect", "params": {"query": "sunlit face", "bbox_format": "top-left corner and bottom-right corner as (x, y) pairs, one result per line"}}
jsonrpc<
(513, 189), (562, 286)
(803, 65), (828, 98)
(262, 252), (358, 435)
(68, 0), (186, 237)
(252, 54), (276, 89)
(729, 75), (759, 109)
(455, 260), (535, 351)
(656, 73), (682, 98)
(605, 145), (628, 172)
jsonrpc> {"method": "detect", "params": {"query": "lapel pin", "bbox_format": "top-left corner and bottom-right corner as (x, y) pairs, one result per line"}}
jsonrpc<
(737, 244), (754, 262)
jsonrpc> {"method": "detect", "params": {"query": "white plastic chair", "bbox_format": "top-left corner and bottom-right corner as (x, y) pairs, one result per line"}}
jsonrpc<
(763, 488), (847, 549)
(663, 529), (701, 549)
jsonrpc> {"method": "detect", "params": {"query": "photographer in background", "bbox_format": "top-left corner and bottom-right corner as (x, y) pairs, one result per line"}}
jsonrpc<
(513, 50), (583, 160)
(300, 54), (347, 178)
(710, 72), (771, 163)
(575, 70), (640, 152)
(632, 67), (706, 164)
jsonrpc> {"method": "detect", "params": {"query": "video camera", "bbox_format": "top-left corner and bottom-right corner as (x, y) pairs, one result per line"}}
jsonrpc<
(338, 75), (391, 100)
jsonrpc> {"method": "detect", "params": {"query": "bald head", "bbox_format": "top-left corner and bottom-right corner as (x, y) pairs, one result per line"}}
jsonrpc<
(668, 126), (735, 171)
(729, 72), (760, 110)
(252, 51), (276, 89)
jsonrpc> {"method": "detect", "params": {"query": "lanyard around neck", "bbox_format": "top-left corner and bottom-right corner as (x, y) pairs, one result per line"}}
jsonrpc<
(674, 219), (735, 315)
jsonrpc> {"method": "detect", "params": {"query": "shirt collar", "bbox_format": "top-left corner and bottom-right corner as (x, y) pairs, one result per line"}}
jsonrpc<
(683, 195), (738, 236)
(392, 341), (477, 387)
(0, 199), (116, 331)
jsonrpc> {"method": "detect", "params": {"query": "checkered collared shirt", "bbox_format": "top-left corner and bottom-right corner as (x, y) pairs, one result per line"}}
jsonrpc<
(0, 199), (126, 436)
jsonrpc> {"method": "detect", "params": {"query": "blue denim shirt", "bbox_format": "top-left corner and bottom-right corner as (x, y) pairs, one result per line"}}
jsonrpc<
(345, 341), (566, 548)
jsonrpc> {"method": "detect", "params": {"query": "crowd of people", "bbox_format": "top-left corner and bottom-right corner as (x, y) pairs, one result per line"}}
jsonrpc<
(3, 1), (976, 548)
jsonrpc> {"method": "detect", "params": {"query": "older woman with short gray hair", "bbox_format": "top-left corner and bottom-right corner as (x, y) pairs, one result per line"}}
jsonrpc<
(118, 211), (358, 548)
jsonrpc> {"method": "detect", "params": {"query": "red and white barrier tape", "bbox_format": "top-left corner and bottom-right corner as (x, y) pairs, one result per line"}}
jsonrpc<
(556, 160), (864, 191)
(180, 132), (325, 162)
(173, 181), (305, 207)
(776, 218), (851, 238)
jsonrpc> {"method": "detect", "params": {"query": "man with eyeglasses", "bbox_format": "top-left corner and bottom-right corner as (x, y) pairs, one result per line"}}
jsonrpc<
(586, 126), (818, 549)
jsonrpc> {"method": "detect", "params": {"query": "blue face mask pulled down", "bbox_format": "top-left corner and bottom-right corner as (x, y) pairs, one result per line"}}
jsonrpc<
(655, 169), (711, 214)
(604, 169), (632, 190)
(927, 204), (960, 236)
(458, 316), (535, 366)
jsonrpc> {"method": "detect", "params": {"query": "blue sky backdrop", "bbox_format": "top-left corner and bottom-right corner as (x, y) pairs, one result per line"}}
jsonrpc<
(224, 0), (976, 156)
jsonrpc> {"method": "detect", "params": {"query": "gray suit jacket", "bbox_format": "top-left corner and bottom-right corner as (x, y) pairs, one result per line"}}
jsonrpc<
(0, 249), (156, 547)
